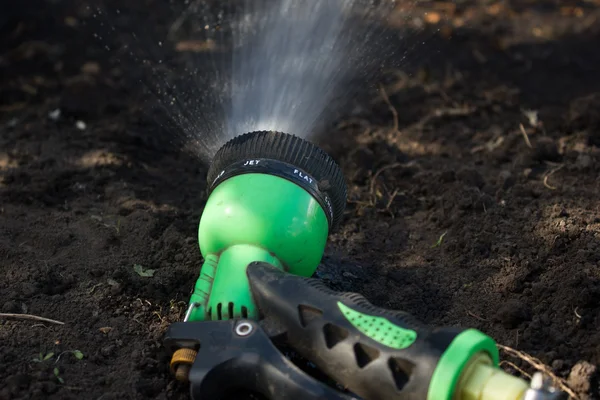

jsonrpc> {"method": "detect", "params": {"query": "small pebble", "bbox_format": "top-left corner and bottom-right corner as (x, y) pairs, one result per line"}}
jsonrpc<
(48, 109), (61, 121)
(567, 361), (596, 395)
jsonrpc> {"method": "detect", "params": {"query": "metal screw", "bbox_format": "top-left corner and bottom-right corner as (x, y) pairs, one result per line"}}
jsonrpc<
(235, 321), (254, 336)
(523, 372), (561, 400)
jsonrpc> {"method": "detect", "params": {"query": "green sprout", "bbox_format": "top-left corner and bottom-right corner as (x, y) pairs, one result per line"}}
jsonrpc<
(33, 352), (54, 363)
(53, 367), (64, 384)
(431, 231), (448, 248)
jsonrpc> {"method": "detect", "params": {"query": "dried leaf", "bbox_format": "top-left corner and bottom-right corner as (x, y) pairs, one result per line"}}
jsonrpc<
(424, 12), (441, 24)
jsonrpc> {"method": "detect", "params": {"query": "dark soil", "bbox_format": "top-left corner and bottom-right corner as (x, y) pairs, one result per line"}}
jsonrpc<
(1, 1), (599, 399)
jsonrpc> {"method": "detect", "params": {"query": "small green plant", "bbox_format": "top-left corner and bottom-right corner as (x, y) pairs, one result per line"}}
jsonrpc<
(33, 352), (54, 363)
(431, 231), (448, 248)
(53, 367), (64, 384)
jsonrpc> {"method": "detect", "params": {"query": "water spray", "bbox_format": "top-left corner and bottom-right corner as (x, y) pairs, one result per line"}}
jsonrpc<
(163, 130), (562, 400)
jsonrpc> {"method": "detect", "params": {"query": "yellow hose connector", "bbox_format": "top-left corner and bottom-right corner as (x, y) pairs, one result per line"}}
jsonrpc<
(457, 353), (529, 400)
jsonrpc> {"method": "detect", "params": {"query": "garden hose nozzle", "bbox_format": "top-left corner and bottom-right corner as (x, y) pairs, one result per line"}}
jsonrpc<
(185, 130), (347, 322)
(164, 130), (562, 399)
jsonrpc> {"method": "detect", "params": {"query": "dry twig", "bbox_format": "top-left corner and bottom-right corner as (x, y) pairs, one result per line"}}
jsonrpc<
(385, 188), (400, 210)
(379, 84), (399, 134)
(0, 313), (65, 325)
(500, 360), (532, 378)
(498, 344), (578, 399)
(519, 123), (533, 148)
(466, 310), (489, 322)
(543, 164), (565, 190)
(369, 163), (403, 201)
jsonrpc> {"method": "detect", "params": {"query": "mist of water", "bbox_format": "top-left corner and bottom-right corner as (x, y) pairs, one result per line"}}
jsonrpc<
(89, 0), (425, 162)
(225, 0), (396, 140)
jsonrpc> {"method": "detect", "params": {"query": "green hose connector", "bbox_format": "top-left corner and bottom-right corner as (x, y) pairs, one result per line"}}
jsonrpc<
(429, 329), (529, 400)
(187, 173), (329, 321)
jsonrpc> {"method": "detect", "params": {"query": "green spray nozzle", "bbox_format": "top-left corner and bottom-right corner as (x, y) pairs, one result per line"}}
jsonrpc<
(168, 131), (560, 400)
(186, 131), (347, 322)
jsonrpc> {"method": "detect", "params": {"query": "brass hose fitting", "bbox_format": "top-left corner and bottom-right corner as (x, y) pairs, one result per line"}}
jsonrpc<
(170, 348), (198, 382)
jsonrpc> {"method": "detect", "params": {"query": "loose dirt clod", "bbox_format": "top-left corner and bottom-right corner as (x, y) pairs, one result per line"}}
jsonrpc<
(567, 361), (598, 400)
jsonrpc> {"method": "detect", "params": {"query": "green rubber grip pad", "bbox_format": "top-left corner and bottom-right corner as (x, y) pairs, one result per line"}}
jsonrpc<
(338, 302), (417, 350)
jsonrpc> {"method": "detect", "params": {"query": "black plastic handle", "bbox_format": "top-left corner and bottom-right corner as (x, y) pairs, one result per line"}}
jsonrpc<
(163, 319), (359, 400)
(247, 262), (466, 400)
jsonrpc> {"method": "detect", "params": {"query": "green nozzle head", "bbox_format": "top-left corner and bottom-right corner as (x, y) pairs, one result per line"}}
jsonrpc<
(187, 131), (347, 321)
